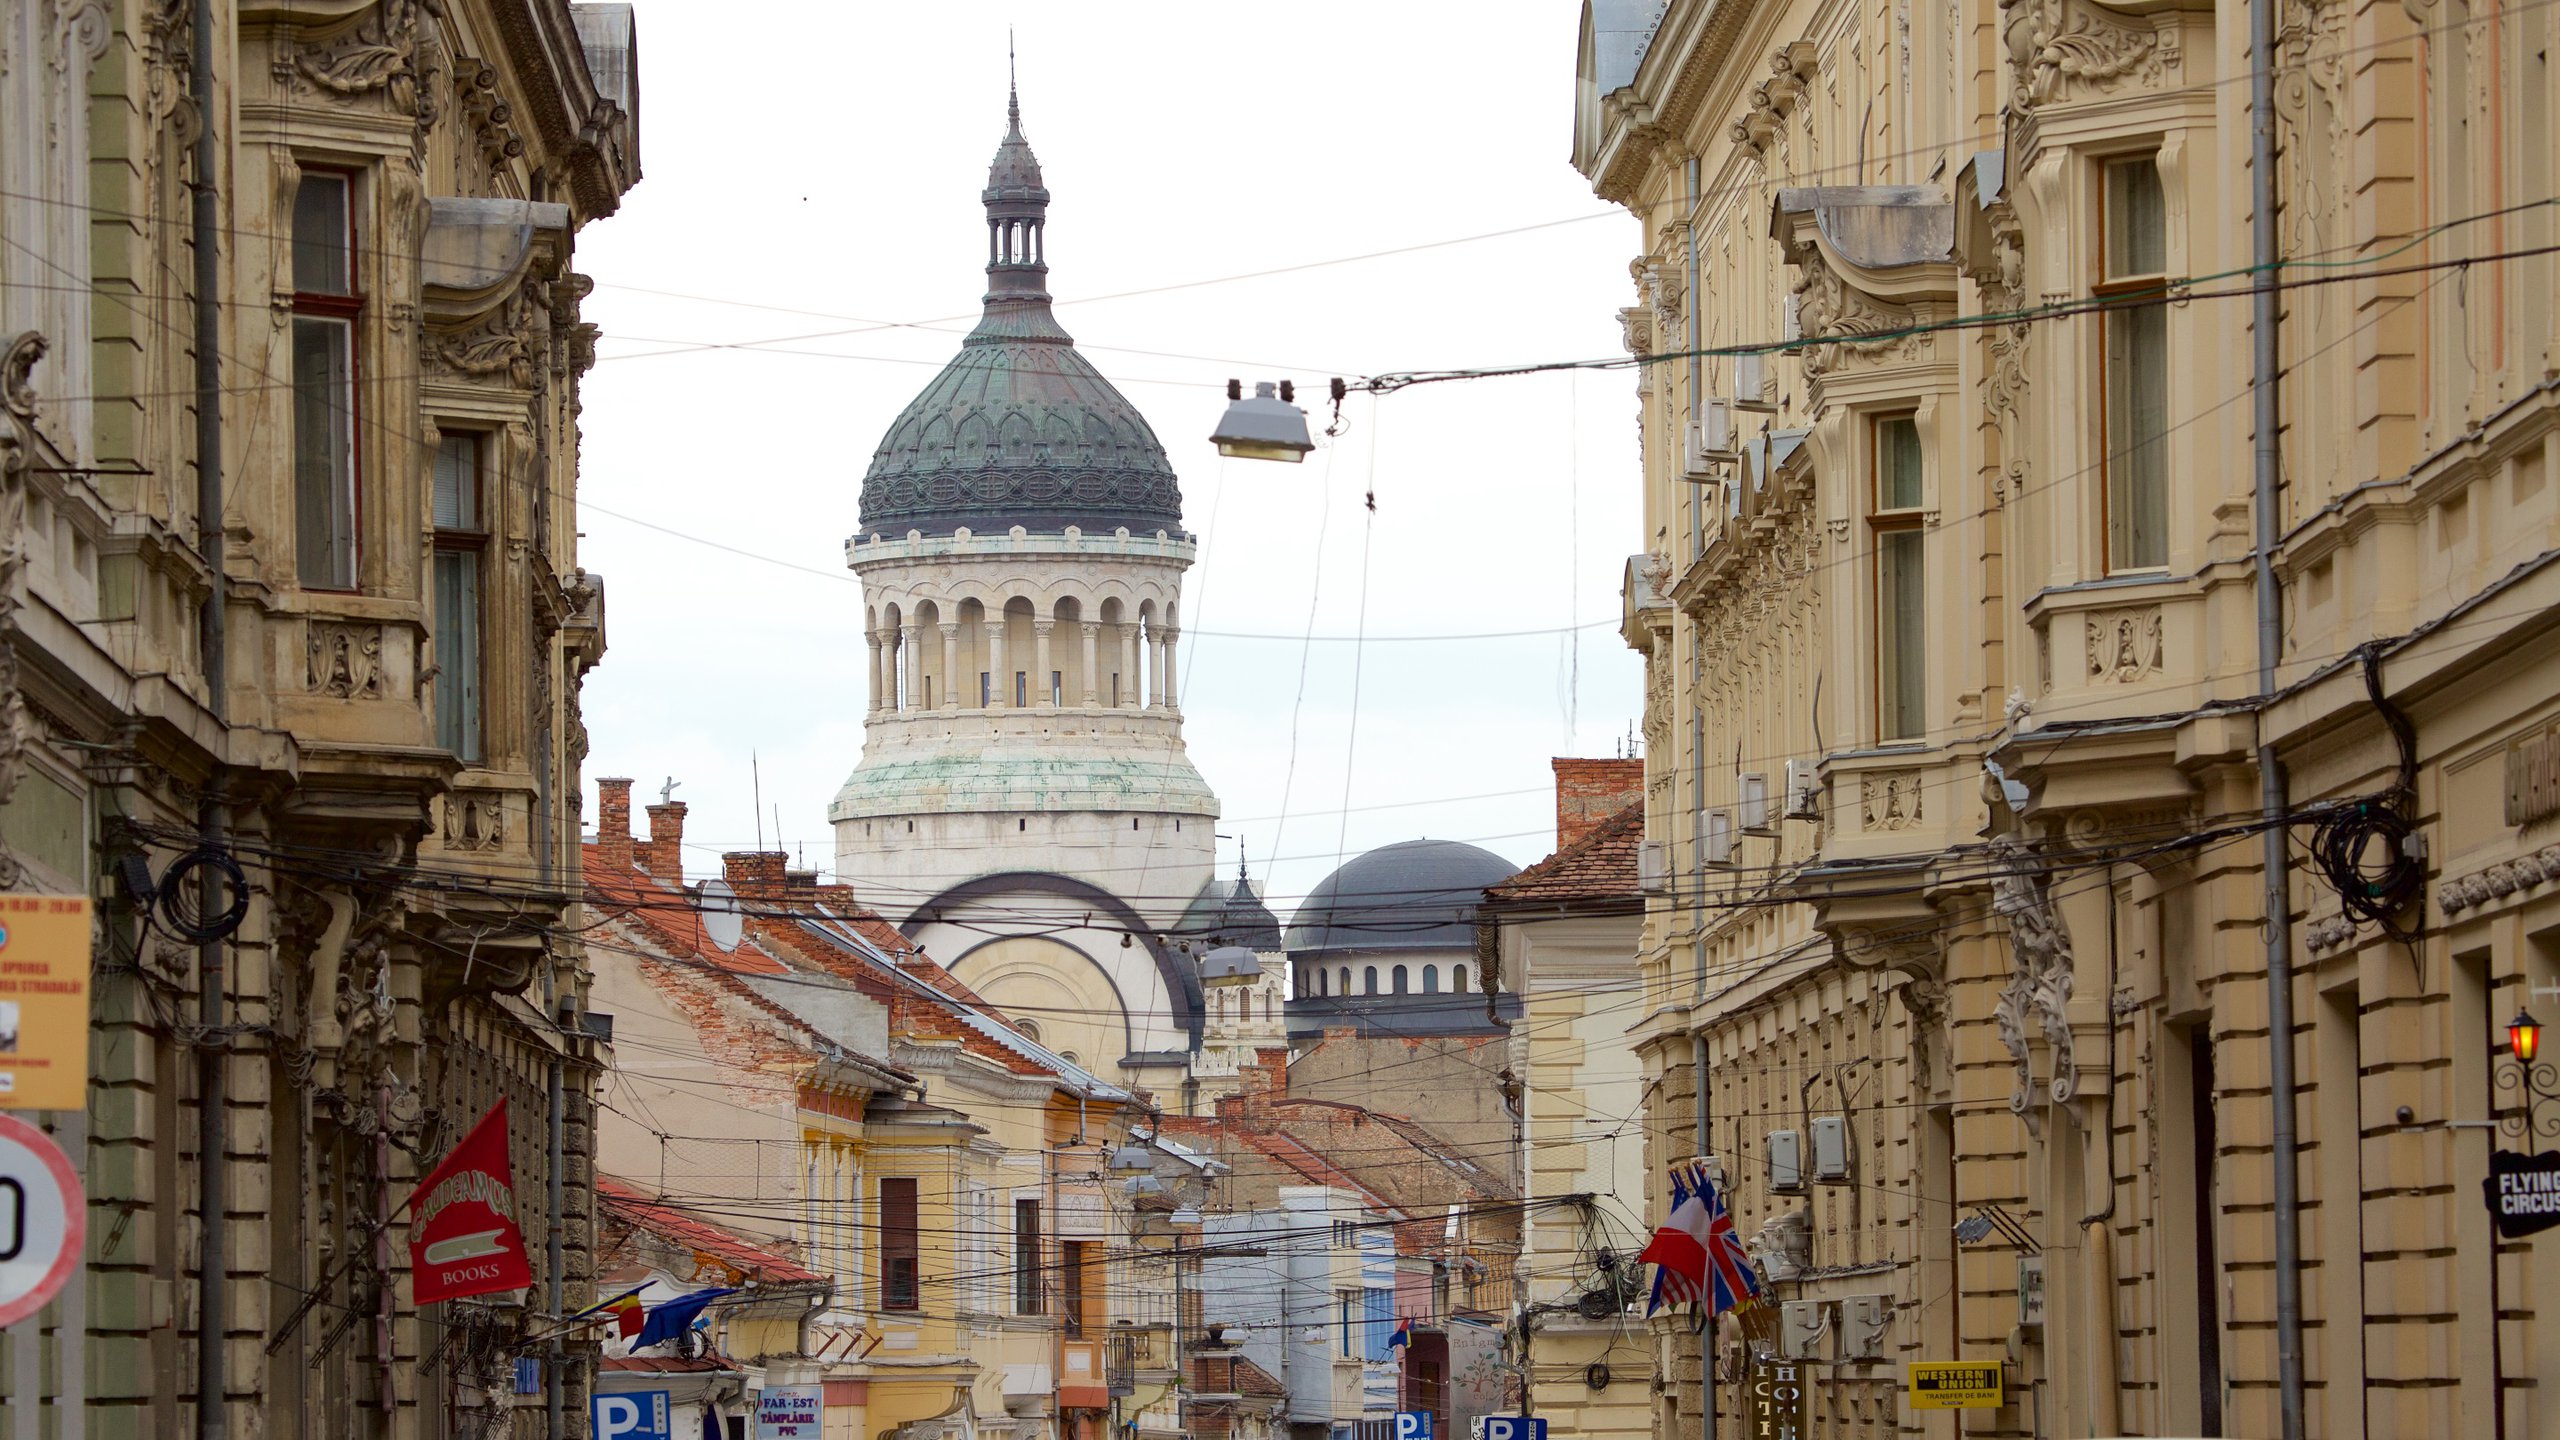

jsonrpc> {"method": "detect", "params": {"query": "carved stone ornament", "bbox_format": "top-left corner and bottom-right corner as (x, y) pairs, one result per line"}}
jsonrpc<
(452, 59), (527, 192)
(1860, 771), (1927, 830)
(285, 0), (432, 115)
(1731, 42), (1820, 160)
(1792, 255), (1926, 376)
(433, 288), (543, 388)
(1989, 834), (2077, 1111)
(2001, 0), (2168, 112)
(444, 791), (509, 852)
(0, 334), (45, 891)
(2084, 605), (2165, 682)
(1619, 305), (1655, 358)
(307, 621), (387, 699)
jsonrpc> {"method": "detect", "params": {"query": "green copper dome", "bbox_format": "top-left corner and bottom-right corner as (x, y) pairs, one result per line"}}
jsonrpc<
(857, 91), (1185, 539)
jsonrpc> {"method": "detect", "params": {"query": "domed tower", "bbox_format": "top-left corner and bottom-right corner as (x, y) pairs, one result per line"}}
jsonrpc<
(833, 85), (1220, 1082)
(1283, 839), (1525, 1040)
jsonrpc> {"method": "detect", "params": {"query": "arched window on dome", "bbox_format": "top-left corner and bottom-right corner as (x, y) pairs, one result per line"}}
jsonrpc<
(1451, 964), (1469, 994)
(1018, 1018), (1042, 1043)
(1392, 965), (1408, 994)
(1422, 965), (1439, 994)
(1340, 966), (1352, 996)
(1363, 966), (1378, 995)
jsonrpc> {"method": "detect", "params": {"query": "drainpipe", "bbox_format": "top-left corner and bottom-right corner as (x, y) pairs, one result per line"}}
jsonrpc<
(188, 0), (228, 1433)
(2249, 0), (2308, 1428)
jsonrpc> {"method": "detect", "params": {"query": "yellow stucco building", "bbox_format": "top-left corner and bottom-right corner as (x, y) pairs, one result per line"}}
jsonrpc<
(1575, 0), (2560, 1433)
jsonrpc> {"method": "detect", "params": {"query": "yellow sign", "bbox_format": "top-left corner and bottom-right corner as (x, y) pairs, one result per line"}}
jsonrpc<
(0, 896), (91, 1110)
(1908, 1361), (2004, 1410)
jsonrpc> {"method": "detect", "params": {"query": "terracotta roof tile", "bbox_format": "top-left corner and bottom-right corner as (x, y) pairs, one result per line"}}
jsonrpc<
(597, 1175), (824, 1285)
(1483, 799), (1644, 903)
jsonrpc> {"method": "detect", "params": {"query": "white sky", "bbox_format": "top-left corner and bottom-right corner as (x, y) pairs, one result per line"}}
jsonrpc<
(573, 1), (1645, 915)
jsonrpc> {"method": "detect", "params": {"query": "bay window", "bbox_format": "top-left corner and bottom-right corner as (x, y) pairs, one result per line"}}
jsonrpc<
(291, 172), (360, 589)
(2101, 155), (2170, 572)
(432, 432), (485, 761)
(1873, 414), (1927, 742)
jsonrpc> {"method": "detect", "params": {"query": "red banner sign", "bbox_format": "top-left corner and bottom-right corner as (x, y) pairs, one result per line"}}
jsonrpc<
(408, 1098), (535, 1304)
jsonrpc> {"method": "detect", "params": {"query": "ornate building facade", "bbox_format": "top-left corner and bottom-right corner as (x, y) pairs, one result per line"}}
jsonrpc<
(1577, 0), (2560, 1432)
(832, 89), (1278, 1110)
(0, 0), (637, 1434)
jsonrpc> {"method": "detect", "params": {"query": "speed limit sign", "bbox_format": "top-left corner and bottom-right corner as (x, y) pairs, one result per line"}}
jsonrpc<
(0, 1114), (83, 1328)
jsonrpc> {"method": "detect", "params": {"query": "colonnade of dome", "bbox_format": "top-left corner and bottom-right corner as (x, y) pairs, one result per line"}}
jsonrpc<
(863, 582), (1181, 716)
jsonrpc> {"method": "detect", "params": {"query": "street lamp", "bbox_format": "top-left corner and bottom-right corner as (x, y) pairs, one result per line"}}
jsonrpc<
(2512, 1009), (2543, 1065)
(1209, 380), (1315, 462)
(2498, 1008), (2560, 1140)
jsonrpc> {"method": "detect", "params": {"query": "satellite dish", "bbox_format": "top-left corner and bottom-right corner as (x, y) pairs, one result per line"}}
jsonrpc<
(697, 879), (743, 952)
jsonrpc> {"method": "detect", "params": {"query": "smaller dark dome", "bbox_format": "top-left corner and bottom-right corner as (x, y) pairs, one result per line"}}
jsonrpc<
(1175, 873), (1284, 953)
(1286, 840), (1519, 959)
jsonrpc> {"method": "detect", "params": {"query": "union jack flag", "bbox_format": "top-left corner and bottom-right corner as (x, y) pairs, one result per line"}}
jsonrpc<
(1639, 1163), (1762, 1319)
(1693, 1165), (1764, 1317)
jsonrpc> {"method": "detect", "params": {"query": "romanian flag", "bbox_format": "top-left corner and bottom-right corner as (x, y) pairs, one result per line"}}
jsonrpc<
(1387, 1316), (1413, 1351)
(604, 1289), (646, 1340)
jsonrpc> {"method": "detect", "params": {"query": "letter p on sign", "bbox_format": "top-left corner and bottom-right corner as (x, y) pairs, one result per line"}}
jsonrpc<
(592, 1391), (671, 1440)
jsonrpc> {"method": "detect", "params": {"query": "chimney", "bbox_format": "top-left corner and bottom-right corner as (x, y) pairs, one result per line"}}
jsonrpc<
(785, 869), (820, 894)
(723, 851), (787, 905)
(1552, 757), (1644, 851)
(639, 801), (687, 878)
(594, 777), (634, 868)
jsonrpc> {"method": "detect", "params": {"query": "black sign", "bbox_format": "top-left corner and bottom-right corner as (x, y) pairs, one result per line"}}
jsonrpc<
(2487, 1149), (2560, 1237)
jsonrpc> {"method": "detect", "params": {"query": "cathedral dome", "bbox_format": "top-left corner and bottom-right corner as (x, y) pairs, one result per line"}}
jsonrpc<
(1175, 871), (1286, 953)
(1285, 839), (1520, 960)
(857, 89), (1184, 539)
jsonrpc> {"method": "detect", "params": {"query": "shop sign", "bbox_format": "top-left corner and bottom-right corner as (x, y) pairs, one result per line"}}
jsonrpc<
(1751, 1357), (1804, 1440)
(0, 896), (92, 1111)
(755, 1384), (822, 1438)
(1908, 1361), (2004, 1409)
(2487, 1149), (2560, 1238)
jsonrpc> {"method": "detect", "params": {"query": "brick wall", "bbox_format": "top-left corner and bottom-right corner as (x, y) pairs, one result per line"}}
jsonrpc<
(1552, 758), (1643, 850)
(596, 777), (634, 867)
(639, 801), (687, 877)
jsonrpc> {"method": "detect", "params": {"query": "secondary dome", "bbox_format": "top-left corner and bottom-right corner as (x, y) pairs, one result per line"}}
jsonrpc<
(856, 88), (1184, 539)
(1175, 870), (1286, 953)
(1286, 839), (1520, 959)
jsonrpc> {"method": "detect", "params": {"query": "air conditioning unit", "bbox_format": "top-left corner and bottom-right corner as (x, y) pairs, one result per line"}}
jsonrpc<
(1810, 1115), (1850, 1183)
(1734, 352), (1775, 410)
(1839, 1296), (1890, 1361)
(1779, 1301), (1831, 1361)
(1638, 840), (1669, 893)
(1703, 809), (1736, 868)
(1694, 1154), (1726, 1188)
(1783, 759), (1822, 821)
(1698, 397), (1734, 455)
(1765, 1128), (1804, 1192)
(1739, 773), (1771, 833)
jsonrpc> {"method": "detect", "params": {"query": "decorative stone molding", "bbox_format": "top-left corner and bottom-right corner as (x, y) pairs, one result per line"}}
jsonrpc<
(1731, 42), (1819, 159)
(1619, 305), (1654, 358)
(2303, 911), (2360, 952)
(1989, 835), (2077, 1111)
(2083, 605), (2165, 683)
(1792, 254), (1927, 375)
(451, 59), (527, 190)
(2439, 843), (2560, 921)
(307, 621), (387, 699)
(431, 288), (542, 388)
(283, 0), (432, 115)
(2001, 0), (2169, 112)
(0, 333), (44, 890)
(443, 791), (509, 852)
(1860, 771), (1927, 830)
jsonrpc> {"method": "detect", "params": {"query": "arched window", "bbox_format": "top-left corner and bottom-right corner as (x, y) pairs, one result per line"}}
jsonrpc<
(1363, 966), (1378, 995)
(1018, 1018), (1042, 1043)
(1422, 965), (1439, 994)
(1392, 965), (1409, 994)
(1313, 968), (1327, 997)
(1261, 993), (1273, 1022)
(1340, 966), (1352, 995)
(1451, 965), (1469, 994)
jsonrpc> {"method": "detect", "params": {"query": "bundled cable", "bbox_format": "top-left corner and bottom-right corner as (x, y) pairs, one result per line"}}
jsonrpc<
(2309, 798), (2424, 935)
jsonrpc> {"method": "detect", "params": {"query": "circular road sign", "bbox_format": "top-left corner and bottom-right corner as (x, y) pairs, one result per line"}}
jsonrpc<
(0, 1113), (84, 1328)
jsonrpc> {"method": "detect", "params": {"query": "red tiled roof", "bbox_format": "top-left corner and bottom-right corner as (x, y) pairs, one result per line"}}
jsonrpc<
(1483, 799), (1643, 904)
(597, 1175), (824, 1285)
(602, 1355), (732, 1374)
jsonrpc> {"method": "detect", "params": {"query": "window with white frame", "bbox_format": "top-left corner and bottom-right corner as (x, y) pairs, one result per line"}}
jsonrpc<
(1872, 414), (1927, 742)
(432, 432), (485, 762)
(2101, 155), (2170, 572)
(291, 172), (360, 589)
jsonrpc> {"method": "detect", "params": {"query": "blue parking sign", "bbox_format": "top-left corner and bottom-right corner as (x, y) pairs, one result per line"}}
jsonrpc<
(1473, 1420), (1548, 1440)
(1396, 1414), (1434, 1440)
(593, 1391), (673, 1440)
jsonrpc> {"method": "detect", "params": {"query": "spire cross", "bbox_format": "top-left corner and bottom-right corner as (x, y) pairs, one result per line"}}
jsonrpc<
(1007, 29), (1020, 133)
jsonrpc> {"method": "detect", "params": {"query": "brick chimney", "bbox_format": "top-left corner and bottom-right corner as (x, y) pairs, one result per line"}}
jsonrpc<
(1553, 757), (1644, 851)
(594, 777), (634, 868)
(638, 801), (687, 878)
(723, 851), (787, 905)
